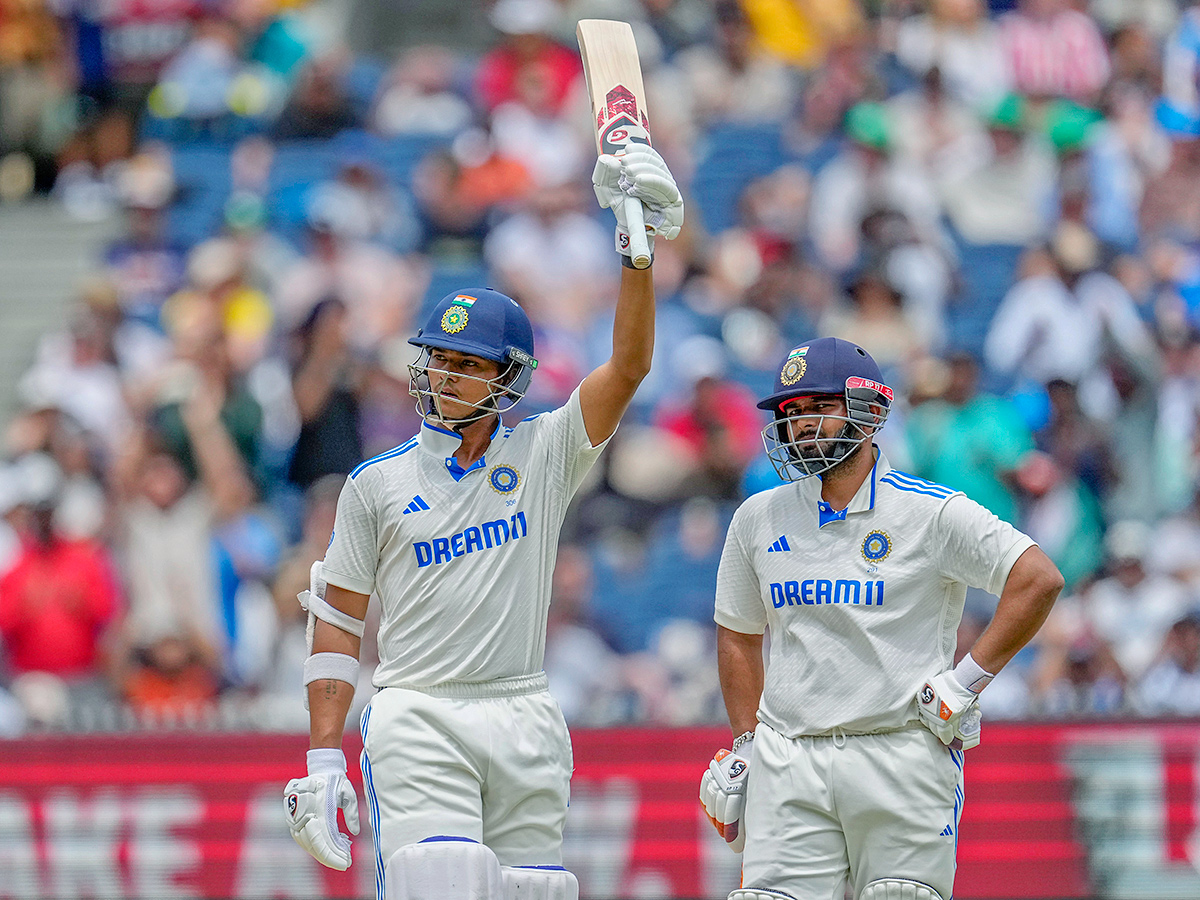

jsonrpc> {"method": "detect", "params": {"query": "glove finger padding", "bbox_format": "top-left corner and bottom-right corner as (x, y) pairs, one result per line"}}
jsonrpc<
(284, 774), (355, 870)
(699, 746), (751, 853)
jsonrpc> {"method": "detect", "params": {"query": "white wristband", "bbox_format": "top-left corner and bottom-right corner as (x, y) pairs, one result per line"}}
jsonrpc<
(307, 747), (346, 776)
(952, 653), (995, 694)
(303, 652), (360, 687)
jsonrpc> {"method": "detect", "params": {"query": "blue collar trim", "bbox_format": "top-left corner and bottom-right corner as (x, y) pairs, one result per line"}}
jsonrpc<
(445, 454), (486, 482)
(815, 453), (881, 528)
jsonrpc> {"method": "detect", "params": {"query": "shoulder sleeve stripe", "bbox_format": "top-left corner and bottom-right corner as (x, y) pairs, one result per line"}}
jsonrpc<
(880, 474), (954, 499)
(884, 470), (954, 495)
(350, 438), (418, 479)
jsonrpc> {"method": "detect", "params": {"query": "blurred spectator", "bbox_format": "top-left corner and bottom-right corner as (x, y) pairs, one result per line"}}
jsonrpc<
(150, 302), (263, 490)
(673, 0), (795, 125)
(984, 222), (1153, 386)
(275, 194), (428, 357)
(998, 0), (1110, 105)
(1031, 632), (1127, 716)
(886, 67), (989, 190)
(653, 356), (761, 502)
(1083, 520), (1191, 681)
(0, 0), (73, 189)
(271, 54), (359, 140)
(475, 0), (578, 116)
(1141, 131), (1200, 242)
(1136, 610), (1200, 716)
(940, 93), (1057, 247)
(893, 0), (1012, 110)
(148, 13), (246, 123)
(0, 454), (121, 689)
(304, 154), (420, 252)
(1014, 449), (1105, 591)
(286, 298), (364, 489)
(820, 267), (926, 375)
(122, 634), (219, 720)
(1036, 378), (1114, 501)
(101, 151), (186, 324)
(371, 45), (473, 137)
(808, 101), (943, 274)
(906, 352), (1034, 525)
(482, 179), (613, 335)
(738, 0), (864, 71)
(413, 128), (533, 255)
(642, 0), (714, 59)
(109, 427), (227, 683)
(53, 109), (138, 221)
(544, 544), (624, 725)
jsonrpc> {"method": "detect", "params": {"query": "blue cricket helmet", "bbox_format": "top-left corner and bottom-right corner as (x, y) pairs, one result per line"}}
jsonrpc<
(758, 337), (891, 412)
(758, 337), (893, 480)
(409, 288), (538, 394)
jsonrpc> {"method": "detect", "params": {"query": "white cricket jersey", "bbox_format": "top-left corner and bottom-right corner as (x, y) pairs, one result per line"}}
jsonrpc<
(323, 387), (608, 688)
(715, 452), (1035, 737)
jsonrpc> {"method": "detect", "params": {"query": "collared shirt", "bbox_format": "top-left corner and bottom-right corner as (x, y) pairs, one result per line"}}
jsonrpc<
(323, 387), (609, 688)
(715, 451), (1035, 737)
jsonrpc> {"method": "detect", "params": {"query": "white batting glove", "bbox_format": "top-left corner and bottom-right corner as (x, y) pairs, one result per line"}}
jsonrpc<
(699, 738), (752, 853)
(592, 146), (684, 259)
(284, 748), (361, 870)
(917, 671), (981, 750)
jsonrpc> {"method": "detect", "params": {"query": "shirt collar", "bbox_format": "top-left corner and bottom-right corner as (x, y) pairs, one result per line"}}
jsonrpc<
(417, 416), (502, 480)
(808, 450), (889, 528)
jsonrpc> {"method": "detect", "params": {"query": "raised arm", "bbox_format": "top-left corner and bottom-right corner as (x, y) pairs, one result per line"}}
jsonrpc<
(579, 266), (655, 445)
(581, 147), (683, 446)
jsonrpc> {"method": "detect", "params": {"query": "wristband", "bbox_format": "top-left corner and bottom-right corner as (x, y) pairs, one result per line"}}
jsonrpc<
(731, 730), (756, 753)
(952, 653), (995, 694)
(307, 747), (346, 776)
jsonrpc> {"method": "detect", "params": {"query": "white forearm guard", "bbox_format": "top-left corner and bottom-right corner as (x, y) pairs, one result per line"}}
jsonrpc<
(299, 560), (366, 707)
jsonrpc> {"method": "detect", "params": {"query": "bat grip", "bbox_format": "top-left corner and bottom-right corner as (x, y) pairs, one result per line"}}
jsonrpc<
(625, 199), (652, 269)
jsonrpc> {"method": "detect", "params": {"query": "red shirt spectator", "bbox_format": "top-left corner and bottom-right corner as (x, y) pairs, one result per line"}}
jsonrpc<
(475, 38), (581, 116)
(999, 0), (1110, 103)
(0, 536), (121, 678)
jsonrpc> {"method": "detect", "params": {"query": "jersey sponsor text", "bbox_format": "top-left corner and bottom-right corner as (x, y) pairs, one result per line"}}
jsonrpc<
(413, 511), (529, 567)
(769, 578), (885, 608)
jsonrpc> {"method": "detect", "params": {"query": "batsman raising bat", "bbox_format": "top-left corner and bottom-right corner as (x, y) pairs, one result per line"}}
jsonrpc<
(282, 19), (682, 900)
(701, 338), (1063, 900)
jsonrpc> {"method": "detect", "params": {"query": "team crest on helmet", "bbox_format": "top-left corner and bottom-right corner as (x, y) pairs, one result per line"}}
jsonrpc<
(441, 306), (469, 333)
(488, 464), (521, 494)
(780, 346), (809, 385)
(861, 530), (892, 562)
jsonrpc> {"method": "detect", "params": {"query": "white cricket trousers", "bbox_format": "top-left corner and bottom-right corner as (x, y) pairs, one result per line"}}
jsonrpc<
(740, 722), (965, 900)
(358, 674), (573, 900)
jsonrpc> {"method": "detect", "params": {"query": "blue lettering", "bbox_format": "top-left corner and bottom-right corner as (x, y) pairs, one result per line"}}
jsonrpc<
(451, 532), (465, 557)
(816, 580), (832, 604)
(770, 583), (785, 609)
(834, 580), (860, 605)
(433, 537), (452, 564)
(414, 542), (432, 568)
(875, 580), (883, 606)
(785, 581), (801, 606)
(482, 519), (510, 548)
(464, 526), (484, 553)
(511, 511), (527, 538)
(800, 580), (814, 605)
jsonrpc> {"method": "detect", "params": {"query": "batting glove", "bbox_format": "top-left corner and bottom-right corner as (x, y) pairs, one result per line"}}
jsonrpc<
(917, 670), (981, 750)
(592, 146), (684, 260)
(699, 736), (752, 853)
(284, 748), (361, 870)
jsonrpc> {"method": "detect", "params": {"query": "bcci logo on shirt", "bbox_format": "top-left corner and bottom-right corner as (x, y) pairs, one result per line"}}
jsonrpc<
(489, 464), (521, 494)
(861, 530), (891, 562)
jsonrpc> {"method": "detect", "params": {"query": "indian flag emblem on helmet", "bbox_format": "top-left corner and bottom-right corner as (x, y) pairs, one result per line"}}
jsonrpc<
(861, 530), (892, 562)
(441, 306), (468, 333)
(489, 464), (521, 494)
(452, 294), (476, 307)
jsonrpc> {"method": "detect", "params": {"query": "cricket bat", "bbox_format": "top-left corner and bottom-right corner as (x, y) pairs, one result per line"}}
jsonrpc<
(576, 19), (654, 269)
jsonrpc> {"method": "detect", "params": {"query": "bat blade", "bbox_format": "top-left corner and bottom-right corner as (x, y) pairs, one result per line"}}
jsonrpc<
(577, 19), (653, 269)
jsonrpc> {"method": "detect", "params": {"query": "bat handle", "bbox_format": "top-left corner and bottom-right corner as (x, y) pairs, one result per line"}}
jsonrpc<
(626, 199), (652, 269)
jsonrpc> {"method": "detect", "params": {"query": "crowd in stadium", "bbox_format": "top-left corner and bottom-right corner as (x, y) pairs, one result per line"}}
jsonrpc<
(0, 0), (1198, 736)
